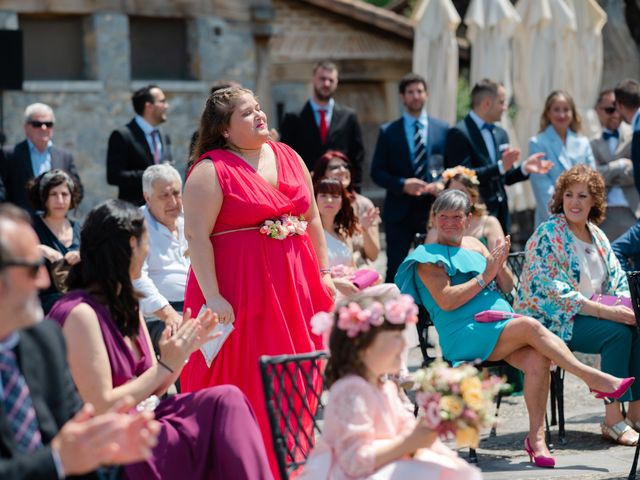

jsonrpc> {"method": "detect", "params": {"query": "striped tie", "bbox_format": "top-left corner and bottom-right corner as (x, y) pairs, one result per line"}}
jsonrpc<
(0, 349), (42, 453)
(413, 120), (427, 178)
(151, 130), (161, 164)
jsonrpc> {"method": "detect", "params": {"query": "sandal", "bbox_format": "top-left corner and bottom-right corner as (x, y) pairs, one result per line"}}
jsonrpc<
(625, 418), (640, 432)
(601, 421), (639, 446)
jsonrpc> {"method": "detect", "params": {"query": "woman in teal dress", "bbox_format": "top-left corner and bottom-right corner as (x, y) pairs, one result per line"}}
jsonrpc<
(396, 189), (635, 468)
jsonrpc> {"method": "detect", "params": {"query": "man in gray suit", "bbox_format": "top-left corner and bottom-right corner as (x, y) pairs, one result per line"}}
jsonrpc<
(591, 89), (639, 240)
(0, 103), (80, 212)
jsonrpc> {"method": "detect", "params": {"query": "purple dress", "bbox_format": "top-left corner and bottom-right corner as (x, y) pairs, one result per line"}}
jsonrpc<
(48, 290), (273, 480)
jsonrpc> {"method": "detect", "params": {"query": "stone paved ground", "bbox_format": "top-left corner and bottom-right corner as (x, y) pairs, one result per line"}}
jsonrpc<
(407, 345), (640, 480)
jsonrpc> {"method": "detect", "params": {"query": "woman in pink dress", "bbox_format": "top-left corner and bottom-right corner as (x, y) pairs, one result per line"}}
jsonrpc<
(182, 86), (335, 476)
(301, 291), (482, 480)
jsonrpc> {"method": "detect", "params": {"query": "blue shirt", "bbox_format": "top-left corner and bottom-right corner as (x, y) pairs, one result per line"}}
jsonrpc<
(27, 140), (52, 176)
(134, 115), (163, 158)
(309, 98), (335, 128)
(469, 110), (497, 164)
(402, 110), (428, 162)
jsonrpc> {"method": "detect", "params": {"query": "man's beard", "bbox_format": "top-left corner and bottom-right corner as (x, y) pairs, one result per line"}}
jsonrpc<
(314, 87), (334, 102)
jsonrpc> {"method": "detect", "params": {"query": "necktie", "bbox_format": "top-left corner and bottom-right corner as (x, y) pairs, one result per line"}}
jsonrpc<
(603, 130), (619, 140)
(481, 123), (498, 163)
(151, 130), (161, 164)
(318, 109), (328, 144)
(0, 349), (42, 453)
(413, 120), (427, 178)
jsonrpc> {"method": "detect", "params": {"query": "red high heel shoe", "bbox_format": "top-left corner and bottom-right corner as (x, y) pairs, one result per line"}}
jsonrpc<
(590, 377), (635, 400)
(524, 437), (555, 468)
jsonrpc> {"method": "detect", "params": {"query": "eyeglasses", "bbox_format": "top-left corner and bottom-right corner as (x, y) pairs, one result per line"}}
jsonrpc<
(601, 107), (616, 115)
(28, 120), (54, 128)
(0, 257), (45, 278)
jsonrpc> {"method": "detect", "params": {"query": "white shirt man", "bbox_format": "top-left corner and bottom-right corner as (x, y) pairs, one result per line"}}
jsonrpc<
(133, 164), (187, 335)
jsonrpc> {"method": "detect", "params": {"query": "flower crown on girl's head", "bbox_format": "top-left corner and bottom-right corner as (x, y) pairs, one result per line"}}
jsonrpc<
(311, 294), (419, 338)
(441, 166), (480, 186)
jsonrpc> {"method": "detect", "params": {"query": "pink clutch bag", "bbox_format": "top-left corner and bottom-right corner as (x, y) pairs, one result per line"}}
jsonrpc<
(351, 269), (381, 290)
(590, 294), (632, 310)
(474, 310), (523, 323)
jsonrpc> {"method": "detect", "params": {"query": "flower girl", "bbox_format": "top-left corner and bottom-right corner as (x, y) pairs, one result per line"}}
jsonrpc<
(300, 292), (482, 479)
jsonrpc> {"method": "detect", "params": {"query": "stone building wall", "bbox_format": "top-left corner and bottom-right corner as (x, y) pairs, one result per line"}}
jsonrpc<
(0, 3), (257, 216)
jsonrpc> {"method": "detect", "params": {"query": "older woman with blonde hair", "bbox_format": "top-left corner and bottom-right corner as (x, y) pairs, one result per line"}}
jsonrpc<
(529, 90), (596, 226)
(516, 165), (640, 447)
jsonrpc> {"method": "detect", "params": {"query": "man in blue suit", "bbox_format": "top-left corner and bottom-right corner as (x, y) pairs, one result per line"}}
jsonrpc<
(371, 73), (448, 282)
(614, 79), (640, 197)
(445, 79), (549, 233)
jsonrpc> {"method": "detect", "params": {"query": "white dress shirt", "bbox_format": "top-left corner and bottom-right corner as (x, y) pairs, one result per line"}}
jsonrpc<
(133, 206), (190, 315)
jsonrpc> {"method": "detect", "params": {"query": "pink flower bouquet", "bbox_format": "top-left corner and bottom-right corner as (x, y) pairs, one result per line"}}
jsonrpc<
(414, 360), (507, 448)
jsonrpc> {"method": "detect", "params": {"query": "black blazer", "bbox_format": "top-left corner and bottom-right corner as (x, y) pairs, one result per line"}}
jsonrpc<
(0, 140), (79, 212)
(370, 116), (449, 223)
(280, 101), (365, 189)
(0, 320), (96, 479)
(106, 119), (173, 206)
(445, 114), (528, 227)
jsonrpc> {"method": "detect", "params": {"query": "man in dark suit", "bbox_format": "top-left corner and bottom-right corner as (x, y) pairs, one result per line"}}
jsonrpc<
(614, 79), (640, 197)
(107, 85), (172, 206)
(0, 204), (159, 479)
(371, 73), (448, 282)
(445, 79), (550, 233)
(0, 103), (79, 212)
(280, 61), (365, 190)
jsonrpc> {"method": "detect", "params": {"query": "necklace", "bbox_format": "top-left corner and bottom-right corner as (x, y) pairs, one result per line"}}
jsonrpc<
(227, 143), (264, 172)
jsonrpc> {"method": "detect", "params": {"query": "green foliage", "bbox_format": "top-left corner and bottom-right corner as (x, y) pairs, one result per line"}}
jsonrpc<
(363, 0), (391, 7)
(456, 76), (471, 122)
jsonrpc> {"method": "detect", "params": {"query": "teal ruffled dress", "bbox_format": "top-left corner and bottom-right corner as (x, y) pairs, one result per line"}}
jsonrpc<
(395, 244), (513, 364)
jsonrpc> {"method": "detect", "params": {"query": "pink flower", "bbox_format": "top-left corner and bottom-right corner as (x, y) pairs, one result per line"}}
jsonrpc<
(310, 311), (334, 336)
(384, 294), (419, 324)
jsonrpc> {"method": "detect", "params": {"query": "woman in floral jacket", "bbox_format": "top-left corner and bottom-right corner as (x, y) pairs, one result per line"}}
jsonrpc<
(515, 165), (640, 446)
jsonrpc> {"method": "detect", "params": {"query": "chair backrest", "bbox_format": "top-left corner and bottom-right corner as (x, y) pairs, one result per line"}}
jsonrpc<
(626, 271), (640, 332)
(259, 350), (329, 479)
(504, 251), (526, 304)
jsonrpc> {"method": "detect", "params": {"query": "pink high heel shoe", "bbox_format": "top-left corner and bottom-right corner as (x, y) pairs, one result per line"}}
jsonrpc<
(524, 437), (555, 468)
(590, 377), (635, 400)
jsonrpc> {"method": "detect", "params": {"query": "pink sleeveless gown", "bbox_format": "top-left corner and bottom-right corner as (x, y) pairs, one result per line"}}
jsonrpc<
(181, 141), (333, 477)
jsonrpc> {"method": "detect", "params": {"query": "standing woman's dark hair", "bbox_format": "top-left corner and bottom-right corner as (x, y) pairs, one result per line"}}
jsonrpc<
(314, 178), (357, 238)
(66, 199), (145, 337)
(189, 86), (255, 167)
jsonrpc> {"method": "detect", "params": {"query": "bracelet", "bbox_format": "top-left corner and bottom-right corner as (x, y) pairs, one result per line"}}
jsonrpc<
(157, 359), (174, 374)
(475, 275), (486, 289)
(320, 267), (331, 275)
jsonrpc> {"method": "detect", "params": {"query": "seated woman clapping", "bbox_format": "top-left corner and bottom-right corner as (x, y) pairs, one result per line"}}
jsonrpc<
(395, 189), (634, 468)
(47, 200), (272, 480)
(313, 150), (381, 266)
(315, 178), (381, 296)
(300, 291), (481, 480)
(515, 165), (640, 446)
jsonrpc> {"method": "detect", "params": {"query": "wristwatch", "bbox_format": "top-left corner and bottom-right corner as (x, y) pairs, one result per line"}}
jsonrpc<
(475, 275), (486, 289)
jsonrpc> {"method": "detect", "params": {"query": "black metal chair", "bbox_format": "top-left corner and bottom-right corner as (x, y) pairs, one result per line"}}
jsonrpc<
(625, 271), (640, 480)
(259, 350), (329, 480)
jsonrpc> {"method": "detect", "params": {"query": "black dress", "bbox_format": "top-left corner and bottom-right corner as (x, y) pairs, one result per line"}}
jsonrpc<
(32, 215), (81, 313)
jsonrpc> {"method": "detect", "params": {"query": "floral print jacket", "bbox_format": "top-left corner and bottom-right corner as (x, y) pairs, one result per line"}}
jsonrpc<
(513, 214), (629, 342)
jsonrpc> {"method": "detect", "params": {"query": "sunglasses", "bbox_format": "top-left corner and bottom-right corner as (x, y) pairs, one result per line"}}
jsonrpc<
(601, 107), (616, 115)
(28, 120), (54, 128)
(1, 257), (45, 278)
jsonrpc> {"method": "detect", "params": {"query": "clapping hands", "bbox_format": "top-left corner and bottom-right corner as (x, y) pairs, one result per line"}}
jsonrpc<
(523, 153), (553, 174)
(485, 235), (510, 281)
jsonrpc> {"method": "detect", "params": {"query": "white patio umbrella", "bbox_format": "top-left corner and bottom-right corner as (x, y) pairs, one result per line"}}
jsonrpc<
(513, 0), (577, 151)
(565, 0), (607, 138)
(412, 0), (461, 125)
(465, 0), (520, 98)
(465, 0), (530, 210)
